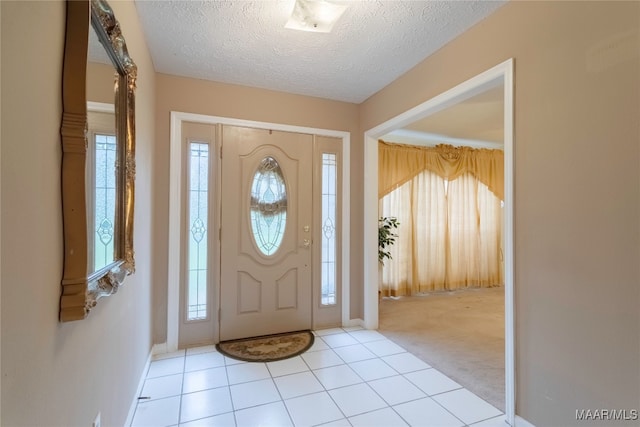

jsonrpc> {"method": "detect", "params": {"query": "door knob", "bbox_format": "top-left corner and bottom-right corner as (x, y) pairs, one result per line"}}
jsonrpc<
(302, 238), (311, 248)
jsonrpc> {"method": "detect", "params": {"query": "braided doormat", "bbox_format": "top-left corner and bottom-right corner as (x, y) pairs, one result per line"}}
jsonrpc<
(216, 330), (314, 362)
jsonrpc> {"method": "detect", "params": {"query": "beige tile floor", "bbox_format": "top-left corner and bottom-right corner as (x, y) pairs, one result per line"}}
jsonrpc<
(131, 327), (504, 427)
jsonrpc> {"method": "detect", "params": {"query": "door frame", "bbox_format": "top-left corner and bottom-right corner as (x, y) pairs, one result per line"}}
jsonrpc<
(167, 112), (351, 351)
(362, 59), (515, 424)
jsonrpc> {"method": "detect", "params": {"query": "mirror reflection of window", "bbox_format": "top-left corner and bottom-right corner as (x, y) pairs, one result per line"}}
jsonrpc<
(93, 132), (117, 271)
(86, 108), (117, 272)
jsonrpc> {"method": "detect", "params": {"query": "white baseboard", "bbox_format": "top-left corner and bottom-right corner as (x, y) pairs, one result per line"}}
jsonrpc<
(151, 342), (168, 356)
(515, 415), (536, 427)
(123, 349), (153, 427)
(342, 318), (364, 328)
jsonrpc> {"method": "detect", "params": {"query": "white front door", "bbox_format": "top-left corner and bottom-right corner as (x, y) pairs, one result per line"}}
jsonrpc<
(219, 126), (313, 341)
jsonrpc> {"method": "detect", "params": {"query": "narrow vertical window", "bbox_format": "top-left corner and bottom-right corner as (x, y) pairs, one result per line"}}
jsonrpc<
(321, 153), (337, 305)
(187, 143), (209, 320)
(94, 133), (117, 271)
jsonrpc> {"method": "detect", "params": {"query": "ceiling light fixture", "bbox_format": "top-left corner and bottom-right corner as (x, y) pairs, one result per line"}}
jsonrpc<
(285, 0), (348, 33)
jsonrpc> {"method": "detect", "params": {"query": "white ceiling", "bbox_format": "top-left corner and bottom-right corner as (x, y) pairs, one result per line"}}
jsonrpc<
(382, 84), (504, 148)
(133, 0), (506, 104)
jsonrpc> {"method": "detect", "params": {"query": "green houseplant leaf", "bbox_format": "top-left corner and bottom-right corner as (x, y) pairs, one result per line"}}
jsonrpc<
(378, 217), (399, 265)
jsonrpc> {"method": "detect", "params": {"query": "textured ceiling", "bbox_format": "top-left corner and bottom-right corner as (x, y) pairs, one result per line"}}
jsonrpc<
(134, 0), (506, 103)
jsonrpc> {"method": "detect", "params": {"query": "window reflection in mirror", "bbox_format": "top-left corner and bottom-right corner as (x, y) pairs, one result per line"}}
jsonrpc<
(86, 108), (116, 272)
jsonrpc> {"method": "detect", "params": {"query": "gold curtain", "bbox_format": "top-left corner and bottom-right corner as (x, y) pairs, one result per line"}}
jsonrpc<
(378, 141), (504, 201)
(379, 142), (504, 296)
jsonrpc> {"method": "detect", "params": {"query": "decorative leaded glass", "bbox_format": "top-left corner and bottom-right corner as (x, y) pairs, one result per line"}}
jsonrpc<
(94, 133), (117, 271)
(187, 143), (209, 320)
(321, 153), (337, 306)
(250, 156), (287, 256)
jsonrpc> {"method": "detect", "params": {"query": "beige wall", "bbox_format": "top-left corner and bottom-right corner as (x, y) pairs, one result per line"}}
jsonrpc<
(0, 0), (3, 419)
(362, 1), (640, 425)
(1, 1), (156, 426)
(87, 62), (118, 104)
(153, 74), (361, 342)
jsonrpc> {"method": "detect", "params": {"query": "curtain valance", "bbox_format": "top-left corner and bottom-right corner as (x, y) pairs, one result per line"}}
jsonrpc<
(378, 141), (504, 200)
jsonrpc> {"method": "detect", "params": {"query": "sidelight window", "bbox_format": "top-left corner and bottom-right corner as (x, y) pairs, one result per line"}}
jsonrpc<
(187, 142), (209, 320)
(321, 153), (337, 305)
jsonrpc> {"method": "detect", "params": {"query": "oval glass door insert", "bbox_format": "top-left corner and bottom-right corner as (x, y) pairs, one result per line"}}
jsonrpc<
(250, 156), (287, 255)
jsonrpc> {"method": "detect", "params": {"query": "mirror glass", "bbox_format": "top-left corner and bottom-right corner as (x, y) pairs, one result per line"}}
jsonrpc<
(87, 21), (118, 274)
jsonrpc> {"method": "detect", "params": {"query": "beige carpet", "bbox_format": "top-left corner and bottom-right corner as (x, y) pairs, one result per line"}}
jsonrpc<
(379, 286), (505, 411)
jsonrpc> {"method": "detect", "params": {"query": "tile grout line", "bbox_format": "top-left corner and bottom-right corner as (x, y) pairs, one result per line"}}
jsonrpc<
(302, 334), (350, 425)
(176, 352), (187, 426)
(265, 359), (299, 427)
(314, 331), (362, 425)
(338, 328), (410, 424)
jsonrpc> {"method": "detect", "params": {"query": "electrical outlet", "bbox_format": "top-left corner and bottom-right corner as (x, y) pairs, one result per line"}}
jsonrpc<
(92, 412), (101, 427)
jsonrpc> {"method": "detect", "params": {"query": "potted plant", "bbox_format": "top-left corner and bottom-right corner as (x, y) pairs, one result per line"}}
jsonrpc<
(378, 217), (399, 265)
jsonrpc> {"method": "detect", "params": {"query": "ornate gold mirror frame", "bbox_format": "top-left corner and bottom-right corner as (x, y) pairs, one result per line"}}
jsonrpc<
(60, 0), (137, 321)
